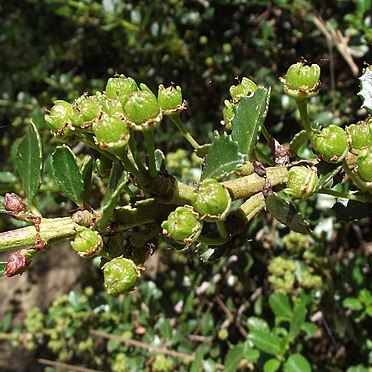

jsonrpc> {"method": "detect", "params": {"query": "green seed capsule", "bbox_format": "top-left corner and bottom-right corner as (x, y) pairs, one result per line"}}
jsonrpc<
(105, 75), (138, 103)
(284, 166), (318, 199)
(161, 206), (202, 245)
(123, 84), (162, 131)
(72, 95), (101, 127)
(315, 125), (349, 163)
(191, 179), (231, 221)
(102, 257), (141, 296)
(93, 114), (128, 144)
(158, 84), (183, 114)
(45, 100), (74, 135)
(347, 121), (372, 150)
(357, 148), (372, 182)
(283, 62), (321, 100)
(229, 77), (258, 101)
(70, 227), (103, 257)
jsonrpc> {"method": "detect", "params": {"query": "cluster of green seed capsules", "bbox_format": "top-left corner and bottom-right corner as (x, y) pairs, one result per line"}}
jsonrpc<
(161, 178), (231, 245)
(283, 62), (372, 195)
(45, 75), (184, 157)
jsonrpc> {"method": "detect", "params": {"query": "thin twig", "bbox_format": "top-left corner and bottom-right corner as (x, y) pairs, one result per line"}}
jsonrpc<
(215, 296), (248, 338)
(90, 329), (225, 369)
(38, 358), (103, 372)
(90, 329), (193, 361)
(312, 15), (359, 77)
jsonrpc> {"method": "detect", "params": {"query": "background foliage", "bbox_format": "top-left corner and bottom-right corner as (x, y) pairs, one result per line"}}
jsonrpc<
(0, 0), (371, 370)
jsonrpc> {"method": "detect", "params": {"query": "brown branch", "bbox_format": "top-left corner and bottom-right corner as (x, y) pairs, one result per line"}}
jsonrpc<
(90, 329), (224, 369)
(38, 358), (103, 372)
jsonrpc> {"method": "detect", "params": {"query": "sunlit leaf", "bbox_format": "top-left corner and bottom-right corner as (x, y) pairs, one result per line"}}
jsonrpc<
(264, 358), (281, 372)
(269, 292), (293, 320)
(247, 317), (270, 333)
(358, 65), (372, 114)
(249, 329), (281, 355)
(231, 87), (271, 157)
(283, 353), (311, 372)
(201, 132), (245, 181)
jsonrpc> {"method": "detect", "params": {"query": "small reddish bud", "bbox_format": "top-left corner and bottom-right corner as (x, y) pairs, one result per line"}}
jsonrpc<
(4, 193), (27, 215)
(6, 251), (30, 277)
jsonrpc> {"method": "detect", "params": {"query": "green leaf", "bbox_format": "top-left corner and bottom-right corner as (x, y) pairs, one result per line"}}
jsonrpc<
(264, 358), (281, 372)
(266, 194), (310, 234)
(154, 149), (166, 173)
(0, 196), (5, 213)
(190, 344), (208, 372)
(315, 163), (342, 191)
(0, 262), (6, 276)
(301, 322), (317, 337)
(97, 163), (128, 231)
(247, 317), (270, 333)
(269, 292), (293, 320)
(249, 329), (281, 356)
(358, 65), (372, 114)
(283, 353), (311, 372)
(289, 304), (307, 340)
(359, 289), (372, 304)
(197, 243), (215, 262)
(15, 122), (42, 202)
(201, 133), (245, 181)
(343, 298), (363, 311)
(81, 156), (94, 205)
(0, 171), (17, 184)
(231, 87), (271, 157)
(224, 343), (246, 372)
(246, 349), (260, 363)
(289, 130), (308, 157)
(347, 365), (370, 372)
(52, 145), (84, 207)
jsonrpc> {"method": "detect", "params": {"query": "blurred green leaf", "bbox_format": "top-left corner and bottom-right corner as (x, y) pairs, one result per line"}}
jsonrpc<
(0, 195), (5, 213)
(231, 87), (271, 157)
(283, 353), (311, 372)
(269, 292), (293, 320)
(190, 344), (208, 372)
(289, 304), (307, 340)
(301, 322), (318, 337)
(52, 145), (84, 207)
(15, 121), (42, 202)
(266, 194), (310, 233)
(343, 298), (363, 311)
(247, 317), (270, 333)
(224, 343), (247, 372)
(347, 365), (371, 372)
(0, 172), (17, 184)
(249, 329), (281, 355)
(0, 262), (6, 276)
(201, 133), (245, 181)
(264, 358), (281, 372)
